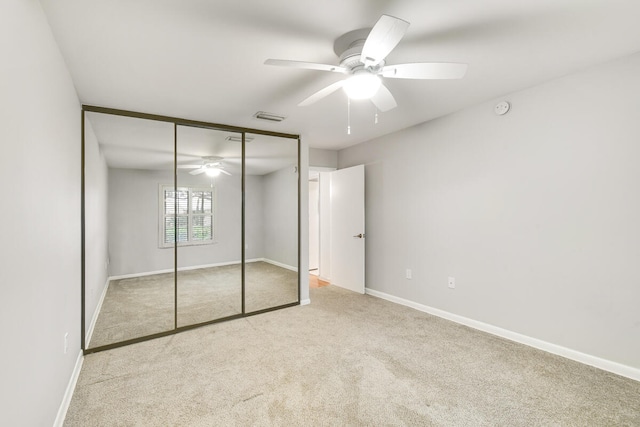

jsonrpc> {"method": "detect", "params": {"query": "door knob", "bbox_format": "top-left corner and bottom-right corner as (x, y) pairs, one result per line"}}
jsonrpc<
(353, 233), (365, 238)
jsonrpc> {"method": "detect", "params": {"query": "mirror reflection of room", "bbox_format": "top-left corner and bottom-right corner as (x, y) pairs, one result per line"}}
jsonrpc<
(84, 112), (300, 350)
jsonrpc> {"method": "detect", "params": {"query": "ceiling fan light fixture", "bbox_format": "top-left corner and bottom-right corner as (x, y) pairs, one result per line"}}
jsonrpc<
(205, 167), (221, 177)
(343, 73), (381, 100)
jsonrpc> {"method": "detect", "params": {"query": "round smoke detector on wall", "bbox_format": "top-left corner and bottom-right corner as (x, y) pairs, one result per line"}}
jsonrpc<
(495, 101), (510, 115)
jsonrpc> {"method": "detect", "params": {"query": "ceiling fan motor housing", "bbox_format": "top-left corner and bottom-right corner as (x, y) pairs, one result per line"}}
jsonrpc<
(334, 28), (384, 73)
(339, 43), (365, 69)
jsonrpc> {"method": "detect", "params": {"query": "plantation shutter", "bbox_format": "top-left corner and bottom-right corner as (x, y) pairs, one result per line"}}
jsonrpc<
(191, 190), (213, 241)
(161, 186), (213, 246)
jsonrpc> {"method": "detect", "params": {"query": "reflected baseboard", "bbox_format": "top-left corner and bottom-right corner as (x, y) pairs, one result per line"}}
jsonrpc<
(85, 277), (110, 346)
(109, 259), (267, 281)
(261, 258), (298, 272)
(109, 258), (298, 281)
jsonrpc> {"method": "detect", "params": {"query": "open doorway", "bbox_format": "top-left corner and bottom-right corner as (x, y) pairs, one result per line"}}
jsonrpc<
(308, 165), (366, 294)
(309, 172), (319, 275)
(309, 168), (334, 288)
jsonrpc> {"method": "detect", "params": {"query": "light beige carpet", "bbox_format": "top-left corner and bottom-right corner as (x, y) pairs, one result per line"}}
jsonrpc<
(88, 261), (297, 348)
(68, 286), (640, 426)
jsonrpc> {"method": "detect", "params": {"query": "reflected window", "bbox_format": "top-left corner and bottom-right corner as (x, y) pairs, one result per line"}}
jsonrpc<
(160, 185), (215, 247)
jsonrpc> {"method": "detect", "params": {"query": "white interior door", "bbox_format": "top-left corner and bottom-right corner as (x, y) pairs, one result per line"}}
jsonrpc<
(330, 165), (365, 294)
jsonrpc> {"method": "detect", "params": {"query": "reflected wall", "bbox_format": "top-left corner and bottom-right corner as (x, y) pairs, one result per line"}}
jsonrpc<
(245, 133), (299, 312)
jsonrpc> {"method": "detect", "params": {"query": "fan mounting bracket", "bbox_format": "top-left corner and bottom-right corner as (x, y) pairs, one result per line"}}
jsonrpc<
(333, 28), (371, 57)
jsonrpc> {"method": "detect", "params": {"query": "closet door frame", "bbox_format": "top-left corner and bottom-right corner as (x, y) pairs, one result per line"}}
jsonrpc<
(81, 105), (301, 354)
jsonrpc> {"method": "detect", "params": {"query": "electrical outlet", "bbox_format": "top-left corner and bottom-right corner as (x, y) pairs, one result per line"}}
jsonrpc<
(448, 277), (455, 289)
(64, 332), (69, 354)
(406, 269), (412, 280)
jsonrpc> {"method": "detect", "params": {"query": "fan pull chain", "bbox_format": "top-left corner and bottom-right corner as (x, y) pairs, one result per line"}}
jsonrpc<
(347, 97), (351, 135)
(375, 107), (379, 124)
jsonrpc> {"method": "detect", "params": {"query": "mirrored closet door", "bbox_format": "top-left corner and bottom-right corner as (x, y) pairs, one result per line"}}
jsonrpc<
(175, 125), (243, 327)
(82, 107), (300, 353)
(245, 133), (299, 313)
(84, 112), (176, 349)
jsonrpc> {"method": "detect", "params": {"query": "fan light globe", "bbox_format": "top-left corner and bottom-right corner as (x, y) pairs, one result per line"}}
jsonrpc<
(343, 73), (381, 100)
(205, 168), (221, 177)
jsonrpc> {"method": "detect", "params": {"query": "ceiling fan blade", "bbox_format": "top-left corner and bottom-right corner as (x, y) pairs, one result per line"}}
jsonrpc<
(189, 168), (206, 175)
(177, 165), (201, 169)
(361, 15), (410, 68)
(219, 169), (232, 176)
(265, 59), (348, 74)
(298, 80), (345, 107)
(381, 62), (468, 79)
(371, 84), (397, 112)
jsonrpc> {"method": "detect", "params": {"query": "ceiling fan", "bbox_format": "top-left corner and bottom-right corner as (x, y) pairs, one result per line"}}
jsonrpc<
(178, 156), (232, 177)
(265, 15), (467, 112)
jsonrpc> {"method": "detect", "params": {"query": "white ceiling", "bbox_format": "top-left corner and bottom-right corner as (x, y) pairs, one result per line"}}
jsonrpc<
(41, 0), (640, 151)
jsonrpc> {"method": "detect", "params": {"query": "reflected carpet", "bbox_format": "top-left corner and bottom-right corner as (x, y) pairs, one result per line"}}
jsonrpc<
(88, 261), (297, 348)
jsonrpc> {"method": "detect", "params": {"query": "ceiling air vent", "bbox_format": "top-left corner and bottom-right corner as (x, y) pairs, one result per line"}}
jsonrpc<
(224, 136), (254, 143)
(253, 111), (286, 122)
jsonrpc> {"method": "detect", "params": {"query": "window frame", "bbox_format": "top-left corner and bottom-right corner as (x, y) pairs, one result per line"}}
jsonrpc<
(158, 184), (217, 248)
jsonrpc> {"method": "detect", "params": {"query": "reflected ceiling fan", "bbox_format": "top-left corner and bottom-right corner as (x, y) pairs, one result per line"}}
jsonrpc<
(265, 15), (467, 111)
(178, 156), (232, 177)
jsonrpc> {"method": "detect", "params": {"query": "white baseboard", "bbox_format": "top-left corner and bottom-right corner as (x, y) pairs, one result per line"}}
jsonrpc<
(365, 288), (640, 382)
(85, 278), (110, 346)
(300, 299), (311, 306)
(53, 350), (83, 427)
